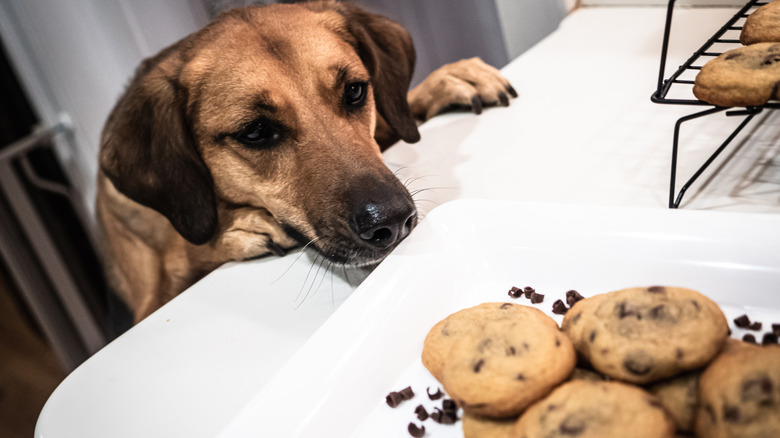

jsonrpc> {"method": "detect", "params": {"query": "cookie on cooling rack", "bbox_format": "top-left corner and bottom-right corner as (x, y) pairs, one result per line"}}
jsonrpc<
(693, 42), (780, 107)
(509, 380), (676, 438)
(741, 1), (780, 45)
(561, 286), (728, 384)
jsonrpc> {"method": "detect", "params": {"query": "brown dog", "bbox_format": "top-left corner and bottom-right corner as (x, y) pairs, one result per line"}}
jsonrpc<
(96, 1), (515, 323)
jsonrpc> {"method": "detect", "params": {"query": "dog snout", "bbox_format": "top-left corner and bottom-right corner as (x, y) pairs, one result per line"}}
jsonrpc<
(350, 200), (417, 249)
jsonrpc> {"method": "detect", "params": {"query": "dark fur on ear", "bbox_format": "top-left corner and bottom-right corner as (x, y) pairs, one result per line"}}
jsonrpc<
(99, 54), (218, 245)
(313, 1), (421, 147)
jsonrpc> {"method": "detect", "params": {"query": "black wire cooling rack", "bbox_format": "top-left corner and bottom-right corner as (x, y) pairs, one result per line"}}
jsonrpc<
(651, 0), (779, 208)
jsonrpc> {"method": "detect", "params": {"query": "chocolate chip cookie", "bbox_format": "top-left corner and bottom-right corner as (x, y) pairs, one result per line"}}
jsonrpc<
(561, 286), (728, 384)
(648, 370), (700, 433)
(436, 305), (576, 418)
(741, 1), (780, 45)
(693, 42), (780, 107)
(695, 339), (780, 438)
(462, 412), (516, 438)
(510, 380), (676, 438)
(422, 302), (540, 381)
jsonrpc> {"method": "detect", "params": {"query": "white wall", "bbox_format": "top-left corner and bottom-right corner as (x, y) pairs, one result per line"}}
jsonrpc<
(0, 0), (208, 230)
(496, 0), (569, 61)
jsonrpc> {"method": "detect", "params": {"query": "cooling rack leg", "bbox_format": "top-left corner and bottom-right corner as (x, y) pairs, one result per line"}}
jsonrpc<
(670, 107), (760, 208)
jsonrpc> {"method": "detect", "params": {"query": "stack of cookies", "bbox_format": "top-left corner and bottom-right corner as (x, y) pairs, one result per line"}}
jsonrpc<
(693, 1), (780, 107)
(421, 286), (780, 438)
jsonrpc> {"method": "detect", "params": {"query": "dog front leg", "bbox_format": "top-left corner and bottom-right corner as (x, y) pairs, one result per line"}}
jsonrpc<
(408, 57), (517, 122)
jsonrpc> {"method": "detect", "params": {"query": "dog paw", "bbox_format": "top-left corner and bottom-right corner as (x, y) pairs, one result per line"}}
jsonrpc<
(214, 206), (297, 260)
(408, 57), (517, 121)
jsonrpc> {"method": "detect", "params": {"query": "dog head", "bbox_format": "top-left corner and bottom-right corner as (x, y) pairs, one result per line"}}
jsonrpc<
(99, 1), (420, 265)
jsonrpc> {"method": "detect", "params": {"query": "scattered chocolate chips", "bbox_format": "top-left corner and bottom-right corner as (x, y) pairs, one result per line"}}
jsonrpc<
(748, 321), (763, 331)
(523, 286), (535, 298)
(773, 323), (780, 337)
(414, 405), (428, 421)
(552, 299), (568, 315)
(530, 292), (545, 304)
(473, 359), (485, 373)
(427, 387), (444, 400)
(399, 386), (415, 400)
(386, 391), (404, 408)
(734, 314), (751, 328)
(430, 407), (457, 425)
(647, 286), (666, 294)
(743, 333), (757, 344)
(386, 386), (415, 407)
(407, 422), (425, 437)
(565, 290), (585, 307)
(763, 332), (779, 345)
(442, 399), (457, 413)
(508, 286), (523, 298)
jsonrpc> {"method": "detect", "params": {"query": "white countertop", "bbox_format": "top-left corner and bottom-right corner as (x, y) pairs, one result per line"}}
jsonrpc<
(36, 5), (780, 438)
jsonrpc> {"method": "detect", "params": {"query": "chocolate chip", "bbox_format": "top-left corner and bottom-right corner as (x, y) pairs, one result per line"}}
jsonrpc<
(508, 287), (523, 298)
(772, 323), (780, 337)
(552, 299), (568, 315)
(723, 405), (741, 422)
(690, 300), (701, 311)
(741, 376), (774, 403)
(763, 332), (778, 345)
(427, 387), (444, 400)
(473, 359), (485, 373)
(589, 330), (597, 343)
(649, 304), (667, 320)
(647, 286), (666, 294)
(523, 286), (535, 298)
(762, 54), (780, 66)
(734, 314), (751, 328)
(748, 321), (763, 331)
(559, 414), (586, 435)
(399, 386), (415, 400)
(386, 391), (404, 408)
(624, 350), (654, 376)
(442, 399), (457, 413)
(506, 346), (517, 356)
(516, 373), (526, 381)
(743, 333), (757, 344)
(565, 290), (584, 307)
(500, 302), (513, 309)
(617, 301), (639, 319)
(408, 422), (425, 437)
(477, 338), (493, 353)
(414, 404), (428, 421)
(675, 348), (684, 360)
(530, 292), (544, 304)
(430, 407), (457, 424)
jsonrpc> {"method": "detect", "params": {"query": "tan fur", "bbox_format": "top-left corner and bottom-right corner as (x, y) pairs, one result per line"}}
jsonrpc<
(97, 1), (515, 323)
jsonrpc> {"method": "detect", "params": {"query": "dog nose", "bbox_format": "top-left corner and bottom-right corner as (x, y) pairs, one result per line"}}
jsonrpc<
(350, 202), (417, 249)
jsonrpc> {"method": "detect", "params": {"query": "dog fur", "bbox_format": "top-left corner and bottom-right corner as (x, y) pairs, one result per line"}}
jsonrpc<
(96, 1), (516, 323)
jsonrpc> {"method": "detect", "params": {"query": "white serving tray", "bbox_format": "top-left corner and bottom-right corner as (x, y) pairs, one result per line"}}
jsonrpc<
(216, 199), (780, 437)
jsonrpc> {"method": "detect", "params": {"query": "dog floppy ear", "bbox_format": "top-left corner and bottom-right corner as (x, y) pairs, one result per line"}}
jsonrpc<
(323, 2), (421, 146)
(99, 58), (218, 245)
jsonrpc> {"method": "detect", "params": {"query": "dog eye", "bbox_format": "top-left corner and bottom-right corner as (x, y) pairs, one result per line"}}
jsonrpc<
(344, 82), (368, 108)
(235, 120), (280, 149)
